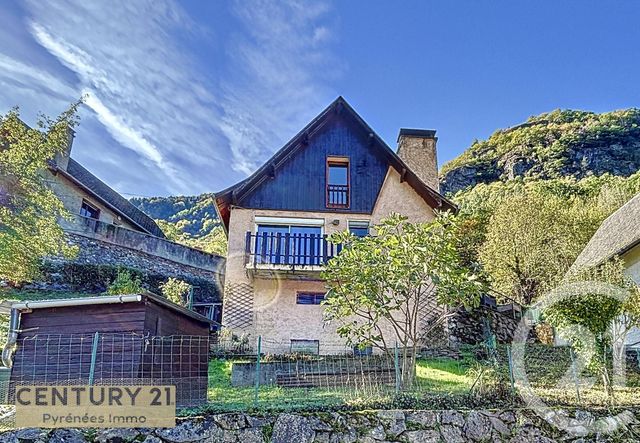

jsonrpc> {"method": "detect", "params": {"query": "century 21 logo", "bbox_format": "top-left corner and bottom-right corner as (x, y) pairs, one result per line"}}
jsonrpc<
(15, 386), (176, 428)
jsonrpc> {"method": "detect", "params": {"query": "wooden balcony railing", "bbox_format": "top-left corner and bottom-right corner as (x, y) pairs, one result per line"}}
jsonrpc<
(245, 232), (342, 268)
(327, 184), (349, 208)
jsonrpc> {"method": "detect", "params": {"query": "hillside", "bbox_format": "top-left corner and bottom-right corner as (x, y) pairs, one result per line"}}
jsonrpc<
(440, 108), (640, 195)
(130, 194), (226, 255)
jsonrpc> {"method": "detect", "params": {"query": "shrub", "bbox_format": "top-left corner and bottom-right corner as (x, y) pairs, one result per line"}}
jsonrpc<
(106, 269), (143, 295)
(160, 277), (191, 306)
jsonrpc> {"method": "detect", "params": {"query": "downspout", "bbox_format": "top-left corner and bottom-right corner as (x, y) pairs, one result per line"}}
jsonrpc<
(2, 308), (20, 368)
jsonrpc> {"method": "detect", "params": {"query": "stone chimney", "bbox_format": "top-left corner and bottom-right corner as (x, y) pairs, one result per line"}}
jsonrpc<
(396, 128), (439, 191)
(53, 126), (75, 171)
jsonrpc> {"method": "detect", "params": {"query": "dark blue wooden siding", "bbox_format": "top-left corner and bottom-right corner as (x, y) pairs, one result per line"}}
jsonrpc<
(241, 116), (389, 213)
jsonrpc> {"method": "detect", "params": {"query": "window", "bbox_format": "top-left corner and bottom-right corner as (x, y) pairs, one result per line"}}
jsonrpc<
(290, 339), (320, 355)
(353, 345), (373, 357)
(255, 221), (323, 265)
(348, 221), (369, 238)
(296, 292), (325, 305)
(79, 199), (100, 220)
(326, 157), (349, 208)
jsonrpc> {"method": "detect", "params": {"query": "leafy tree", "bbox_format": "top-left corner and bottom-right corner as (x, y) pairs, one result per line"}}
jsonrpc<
(544, 258), (640, 398)
(159, 277), (191, 306)
(106, 269), (143, 295)
(157, 219), (227, 256)
(478, 191), (602, 305)
(0, 104), (81, 283)
(321, 213), (484, 388)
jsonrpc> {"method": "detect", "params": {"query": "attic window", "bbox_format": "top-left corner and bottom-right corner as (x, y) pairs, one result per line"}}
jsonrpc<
(326, 157), (349, 208)
(79, 199), (100, 220)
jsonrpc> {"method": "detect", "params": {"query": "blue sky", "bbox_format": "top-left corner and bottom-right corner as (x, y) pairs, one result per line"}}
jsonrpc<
(1, 1), (640, 197)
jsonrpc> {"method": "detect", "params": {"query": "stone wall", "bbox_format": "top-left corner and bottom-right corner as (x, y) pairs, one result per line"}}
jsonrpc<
(4, 407), (638, 442)
(61, 215), (223, 272)
(59, 233), (222, 282)
(36, 233), (224, 303)
(447, 306), (522, 347)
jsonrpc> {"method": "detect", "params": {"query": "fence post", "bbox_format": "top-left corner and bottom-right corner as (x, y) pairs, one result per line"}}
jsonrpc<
(569, 347), (582, 404)
(88, 332), (99, 385)
(394, 342), (400, 393)
(506, 345), (516, 395)
(253, 336), (262, 408)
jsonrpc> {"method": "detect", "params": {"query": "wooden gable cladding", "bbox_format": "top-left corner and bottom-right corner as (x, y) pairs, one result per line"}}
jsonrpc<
(241, 114), (388, 213)
(214, 96), (457, 231)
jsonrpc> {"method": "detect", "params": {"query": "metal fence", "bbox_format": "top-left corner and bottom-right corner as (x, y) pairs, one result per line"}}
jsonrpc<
(0, 333), (639, 423)
(8, 333), (209, 407)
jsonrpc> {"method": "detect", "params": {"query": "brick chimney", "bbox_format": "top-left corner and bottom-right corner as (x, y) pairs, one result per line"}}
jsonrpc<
(396, 128), (439, 191)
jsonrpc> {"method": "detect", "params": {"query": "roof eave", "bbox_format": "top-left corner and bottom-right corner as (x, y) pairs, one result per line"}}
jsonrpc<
(56, 166), (159, 236)
(212, 96), (457, 223)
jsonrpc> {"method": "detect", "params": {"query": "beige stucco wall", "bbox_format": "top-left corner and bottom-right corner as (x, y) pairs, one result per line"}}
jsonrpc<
(620, 247), (640, 349)
(47, 171), (138, 231)
(222, 165), (440, 354)
(371, 168), (436, 225)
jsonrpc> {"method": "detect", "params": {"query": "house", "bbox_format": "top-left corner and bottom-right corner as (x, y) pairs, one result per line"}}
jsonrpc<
(6, 292), (211, 406)
(41, 127), (224, 323)
(214, 97), (456, 354)
(571, 192), (640, 349)
(48, 129), (164, 237)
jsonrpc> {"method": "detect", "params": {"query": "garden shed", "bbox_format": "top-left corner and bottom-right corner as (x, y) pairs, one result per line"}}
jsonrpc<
(6, 291), (211, 406)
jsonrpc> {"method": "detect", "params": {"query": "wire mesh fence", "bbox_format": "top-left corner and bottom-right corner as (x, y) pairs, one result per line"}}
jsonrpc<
(9, 333), (209, 407)
(0, 333), (638, 427)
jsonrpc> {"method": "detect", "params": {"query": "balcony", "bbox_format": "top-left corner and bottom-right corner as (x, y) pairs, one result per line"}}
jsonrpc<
(244, 232), (342, 279)
(327, 184), (349, 208)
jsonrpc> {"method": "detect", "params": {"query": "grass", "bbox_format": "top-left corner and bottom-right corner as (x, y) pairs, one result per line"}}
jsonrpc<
(207, 359), (354, 411)
(206, 356), (475, 412)
(0, 287), (95, 302)
(414, 358), (473, 393)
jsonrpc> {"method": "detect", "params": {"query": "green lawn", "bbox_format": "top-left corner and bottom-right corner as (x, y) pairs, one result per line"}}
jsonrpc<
(206, 356), (474, 411)
(415, 358), (473, 393)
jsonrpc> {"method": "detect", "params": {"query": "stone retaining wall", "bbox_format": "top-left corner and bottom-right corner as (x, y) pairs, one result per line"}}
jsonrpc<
(57, 233), (223, 283)
(60, 215), (224, 273)
(3, 408), (638, 442)
(447, 306), (522, 346)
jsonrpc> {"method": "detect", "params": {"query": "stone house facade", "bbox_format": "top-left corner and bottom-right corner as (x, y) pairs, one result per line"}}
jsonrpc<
(41, 129), (225, 322)
(214, 97), (456, 354)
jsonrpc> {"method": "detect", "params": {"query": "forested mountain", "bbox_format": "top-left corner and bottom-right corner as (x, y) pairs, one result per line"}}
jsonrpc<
(440, 109), (640, 195)
(129, 194), (226, 255)
(442, 108), (640, 306)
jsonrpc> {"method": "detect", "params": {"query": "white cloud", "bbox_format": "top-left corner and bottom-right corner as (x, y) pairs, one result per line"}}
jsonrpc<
(218, 0), (337, 175)
(0, 0), (338, 195)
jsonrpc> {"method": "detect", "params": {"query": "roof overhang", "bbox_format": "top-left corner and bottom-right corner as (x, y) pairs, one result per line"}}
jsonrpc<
(52, 164), (156, 236)
(214, 97), (457, 232)
(12, 291), (212, 324)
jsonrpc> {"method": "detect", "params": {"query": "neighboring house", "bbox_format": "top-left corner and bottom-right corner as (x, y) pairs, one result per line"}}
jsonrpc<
(214, 97), (456, 354)
(42, 129), (224, 324)
(571, 193), (640, 349)
(47, 129), (165, 237)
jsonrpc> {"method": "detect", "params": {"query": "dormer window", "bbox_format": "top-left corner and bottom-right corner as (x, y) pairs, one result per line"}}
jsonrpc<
(326, 157), (349, 208)
(79, 199), (100, 220)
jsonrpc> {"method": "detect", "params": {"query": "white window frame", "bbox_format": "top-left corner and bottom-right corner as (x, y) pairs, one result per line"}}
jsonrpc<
(253, 216), (325, 235)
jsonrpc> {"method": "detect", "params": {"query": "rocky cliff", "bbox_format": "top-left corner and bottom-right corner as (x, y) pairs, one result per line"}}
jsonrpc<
(440, 109), (640, 195)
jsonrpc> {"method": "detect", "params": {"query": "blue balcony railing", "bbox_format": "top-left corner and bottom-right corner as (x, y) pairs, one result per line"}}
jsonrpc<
(245, 232), (342, 268)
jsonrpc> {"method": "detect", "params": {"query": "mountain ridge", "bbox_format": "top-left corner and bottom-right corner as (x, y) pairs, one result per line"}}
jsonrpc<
(440, 108), (640, 195)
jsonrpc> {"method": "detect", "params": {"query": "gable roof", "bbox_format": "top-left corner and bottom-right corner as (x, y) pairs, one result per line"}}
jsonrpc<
(571, 192), (640, 272)
(56, 158), (165, 238)
(214, 96), (456, 231)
